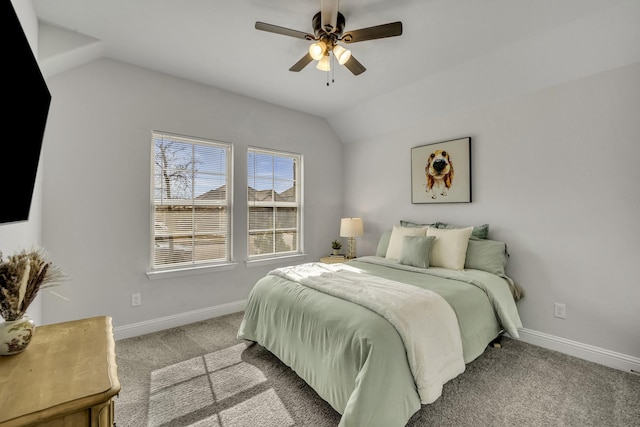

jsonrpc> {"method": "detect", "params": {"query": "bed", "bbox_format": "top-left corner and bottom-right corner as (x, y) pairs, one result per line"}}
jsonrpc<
(237, 223), (523, 427)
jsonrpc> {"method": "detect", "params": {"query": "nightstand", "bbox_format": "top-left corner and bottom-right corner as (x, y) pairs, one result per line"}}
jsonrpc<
(320, 256), (350, 264)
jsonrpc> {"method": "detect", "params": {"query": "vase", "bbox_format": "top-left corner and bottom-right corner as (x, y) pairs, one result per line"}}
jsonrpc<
(0, 316), (36, 356)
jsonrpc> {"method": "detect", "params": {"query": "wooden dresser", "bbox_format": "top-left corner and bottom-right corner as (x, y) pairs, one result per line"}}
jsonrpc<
(0, 316), (121, 426)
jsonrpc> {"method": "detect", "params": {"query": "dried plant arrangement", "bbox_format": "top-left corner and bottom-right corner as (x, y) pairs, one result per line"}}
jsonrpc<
(0, 247), (67, 321)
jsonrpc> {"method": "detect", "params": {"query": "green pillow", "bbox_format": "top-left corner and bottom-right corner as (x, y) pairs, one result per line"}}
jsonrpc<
(464, 239), (509, 276)
(375, 230), (392, 257)
(437, 222), (489, 240)
(401, 220), (488, 240)
(399, 235), (436, 269)
(400, 220), (437, 228)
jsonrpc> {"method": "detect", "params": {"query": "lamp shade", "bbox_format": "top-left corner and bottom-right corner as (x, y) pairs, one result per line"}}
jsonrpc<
(332, 44), (351, 65)
(340, 218), (363, 238)
(316, 55), (331, 71)
(309, 41), (327, 61)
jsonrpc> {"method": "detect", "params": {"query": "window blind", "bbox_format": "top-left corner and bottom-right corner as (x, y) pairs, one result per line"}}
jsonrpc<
(152, 132), (232, 269)
(247, 147), (301, 258)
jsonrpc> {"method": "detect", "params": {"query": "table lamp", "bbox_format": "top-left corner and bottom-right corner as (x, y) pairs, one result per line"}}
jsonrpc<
(340, 218), (364, 259)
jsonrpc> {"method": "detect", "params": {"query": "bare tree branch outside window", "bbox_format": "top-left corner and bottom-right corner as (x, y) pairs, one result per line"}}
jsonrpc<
(151, 133), (231, 269)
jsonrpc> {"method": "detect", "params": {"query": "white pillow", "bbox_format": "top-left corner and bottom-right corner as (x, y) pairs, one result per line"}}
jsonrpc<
(427, 227), (473, 270)
(385, 225), (428, 260)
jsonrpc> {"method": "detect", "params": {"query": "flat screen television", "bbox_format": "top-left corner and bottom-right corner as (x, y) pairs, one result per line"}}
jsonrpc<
(2, 1), (52, 224)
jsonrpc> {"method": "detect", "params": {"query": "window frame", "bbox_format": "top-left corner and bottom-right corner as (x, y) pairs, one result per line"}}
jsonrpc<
(246, 147), (304, 264)
(147, 131), (235, 279)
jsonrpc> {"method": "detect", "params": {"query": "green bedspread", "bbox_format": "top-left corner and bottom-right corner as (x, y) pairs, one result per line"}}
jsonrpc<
(237, 256), (523, 427)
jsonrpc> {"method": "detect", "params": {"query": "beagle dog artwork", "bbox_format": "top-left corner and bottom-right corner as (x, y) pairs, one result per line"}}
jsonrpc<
(425, 149), (454, 199)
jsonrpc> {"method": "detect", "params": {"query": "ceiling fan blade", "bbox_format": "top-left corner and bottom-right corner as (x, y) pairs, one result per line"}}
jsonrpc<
(341, 21), (403, 43)
(343, 55), (366, 75)
(320, 0), (339, 33)
(289, 53), (314, 72)
(255, 22), (314, 40)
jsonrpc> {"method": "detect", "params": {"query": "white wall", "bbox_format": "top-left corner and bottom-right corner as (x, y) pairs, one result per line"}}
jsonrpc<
(343, 62), (640, 361)
(39, 58), (344, 332)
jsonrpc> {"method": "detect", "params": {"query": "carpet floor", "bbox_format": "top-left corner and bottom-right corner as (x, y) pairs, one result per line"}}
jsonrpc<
(114, 312), (640, 427)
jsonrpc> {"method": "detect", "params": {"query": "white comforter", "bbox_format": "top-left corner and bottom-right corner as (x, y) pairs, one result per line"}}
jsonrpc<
(270, 262), (465, 404)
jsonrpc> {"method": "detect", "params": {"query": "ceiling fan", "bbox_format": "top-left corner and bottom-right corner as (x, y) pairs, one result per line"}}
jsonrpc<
(255, 0), (402, 77)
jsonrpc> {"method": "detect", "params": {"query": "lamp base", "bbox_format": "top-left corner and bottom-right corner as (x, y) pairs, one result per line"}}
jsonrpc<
(346, 237), (357, 259)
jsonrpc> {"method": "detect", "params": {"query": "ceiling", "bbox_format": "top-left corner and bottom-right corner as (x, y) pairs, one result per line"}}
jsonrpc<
(32, 0), (620, 130)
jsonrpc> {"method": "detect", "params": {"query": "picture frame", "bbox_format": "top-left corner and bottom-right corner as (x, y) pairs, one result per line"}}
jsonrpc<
(411, 137), (472, 204)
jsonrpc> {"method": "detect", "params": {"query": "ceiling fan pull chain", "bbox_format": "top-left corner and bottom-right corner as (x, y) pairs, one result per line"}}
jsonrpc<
(331, 51), (335, 85)
(325, 52), (330, 86)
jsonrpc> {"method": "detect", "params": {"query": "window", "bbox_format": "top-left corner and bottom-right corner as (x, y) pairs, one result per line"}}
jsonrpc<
(247, 148), (302, 259)
(151, 132), (232, 271)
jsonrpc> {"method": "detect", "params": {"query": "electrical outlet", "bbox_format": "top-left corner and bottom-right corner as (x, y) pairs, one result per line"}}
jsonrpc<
(131, 293), (142, 307)
(554, 303), (566, 319)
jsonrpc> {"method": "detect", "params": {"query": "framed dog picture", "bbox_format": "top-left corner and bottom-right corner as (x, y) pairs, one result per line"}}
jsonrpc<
(411, 137), (471, 204)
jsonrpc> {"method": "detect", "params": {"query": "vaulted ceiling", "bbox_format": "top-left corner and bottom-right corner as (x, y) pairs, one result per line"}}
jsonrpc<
(33, 0), (634, 143)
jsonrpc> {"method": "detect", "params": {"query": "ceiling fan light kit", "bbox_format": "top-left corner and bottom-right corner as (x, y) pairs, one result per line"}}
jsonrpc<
(255, 0), (402, 84)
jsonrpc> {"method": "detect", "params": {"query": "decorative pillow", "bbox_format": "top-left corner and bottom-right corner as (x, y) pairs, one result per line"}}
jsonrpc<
(385, 225), (429, 260)
(436, 222), (489, 240)
(399, 235), (436, 269)
(400, 220), (438, 228)
(464, 239), (509, 276)
(426, 227), (473, 270)
(375, 230), (393, 257)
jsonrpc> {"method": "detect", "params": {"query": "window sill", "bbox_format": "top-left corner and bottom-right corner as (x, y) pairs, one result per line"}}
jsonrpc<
(245, 253), (308, 268)
(146, 262), (238, 280)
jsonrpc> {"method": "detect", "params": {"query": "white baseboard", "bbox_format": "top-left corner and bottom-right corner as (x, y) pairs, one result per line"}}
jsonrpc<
(509, 328), (640, 375)
(113, 299), (247, 340)
(113, 304), (640, 376)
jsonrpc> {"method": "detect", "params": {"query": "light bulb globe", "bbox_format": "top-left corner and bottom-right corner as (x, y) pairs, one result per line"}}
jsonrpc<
(309, 41), (327, 61)
(333, 45), (352, 65)
(316, 55), (331, 71)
